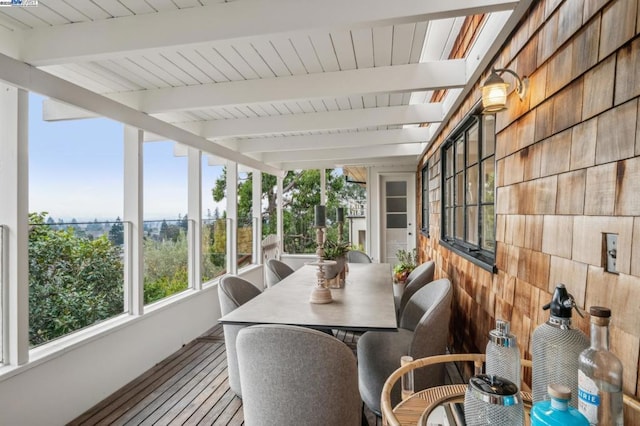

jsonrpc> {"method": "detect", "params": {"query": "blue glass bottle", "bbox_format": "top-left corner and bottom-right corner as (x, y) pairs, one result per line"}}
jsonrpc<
(531, 384), (589, 425)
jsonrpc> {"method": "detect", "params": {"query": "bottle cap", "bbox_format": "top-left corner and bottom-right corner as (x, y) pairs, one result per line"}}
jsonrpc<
(543, 284), (574, 319)
(589, 306), (611, 318)
(547, 384), (571, 400)
(489, 319), (517, 348)
(468, 374), (522, 405)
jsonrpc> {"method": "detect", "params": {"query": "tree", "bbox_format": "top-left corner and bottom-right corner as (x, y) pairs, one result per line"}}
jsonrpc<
(28, 213), (124, 346)
(108, 217), (124, 245)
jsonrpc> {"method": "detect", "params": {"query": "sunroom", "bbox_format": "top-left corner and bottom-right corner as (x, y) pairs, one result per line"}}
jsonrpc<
(1, 0), (640, 424)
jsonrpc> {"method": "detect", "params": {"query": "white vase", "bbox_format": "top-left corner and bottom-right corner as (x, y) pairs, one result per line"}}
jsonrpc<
(324, 256), (346, 279)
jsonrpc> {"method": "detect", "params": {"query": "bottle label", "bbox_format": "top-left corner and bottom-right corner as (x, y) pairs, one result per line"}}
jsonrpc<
(578, 370), (599, 424)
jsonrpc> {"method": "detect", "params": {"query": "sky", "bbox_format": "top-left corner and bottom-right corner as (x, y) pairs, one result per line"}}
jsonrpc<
(28, 93), (226, 222)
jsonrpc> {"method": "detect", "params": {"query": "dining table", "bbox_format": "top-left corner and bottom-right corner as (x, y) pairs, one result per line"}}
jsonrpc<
(218, 262), (398, 332)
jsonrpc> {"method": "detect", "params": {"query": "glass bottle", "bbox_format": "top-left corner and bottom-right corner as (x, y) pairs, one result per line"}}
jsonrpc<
(578, 306), (623, 425)
(532, 284), (589, 407)
(486, 319), (520, 389)
(400, 355), (414, 401)
(531, 384), (589, 425)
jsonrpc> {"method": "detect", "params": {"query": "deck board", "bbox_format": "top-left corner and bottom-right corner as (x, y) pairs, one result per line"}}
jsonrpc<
(67, 326), (390, 426)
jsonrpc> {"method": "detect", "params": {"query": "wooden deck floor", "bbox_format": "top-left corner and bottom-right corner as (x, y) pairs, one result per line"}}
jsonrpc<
(67, 325), (381, 426)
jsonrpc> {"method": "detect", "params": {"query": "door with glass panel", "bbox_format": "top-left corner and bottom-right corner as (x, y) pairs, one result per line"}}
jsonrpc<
(381, 174), (415, 265)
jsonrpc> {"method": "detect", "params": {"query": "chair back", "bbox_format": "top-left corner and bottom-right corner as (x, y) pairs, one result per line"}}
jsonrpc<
(237, 324), (361, 426)
(217, 275), (261, 397)
(347, 250), (372, 263)
(400, 278), (453, 391)
(265, 258), (295, 287)
(398, 261), (435, 317)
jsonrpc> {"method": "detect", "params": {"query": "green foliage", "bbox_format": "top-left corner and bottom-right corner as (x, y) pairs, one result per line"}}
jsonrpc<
(108, 217), (124, 245)
(28, 213), (124, 346)
(323, 236), (351, 260)
(143, 231), (189, 304)
(393, 248), (418, 281)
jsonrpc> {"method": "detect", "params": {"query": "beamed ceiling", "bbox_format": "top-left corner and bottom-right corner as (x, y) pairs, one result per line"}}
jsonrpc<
(0, 0), (533, 175)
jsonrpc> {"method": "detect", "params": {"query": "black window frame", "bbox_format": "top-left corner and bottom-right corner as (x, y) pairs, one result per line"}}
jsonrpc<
(440, 111), (496, 271)
(420, 162), (429, 238)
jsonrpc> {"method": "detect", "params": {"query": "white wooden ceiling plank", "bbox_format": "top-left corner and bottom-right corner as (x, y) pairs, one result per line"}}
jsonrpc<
(41, 64), (112, 93)
(177, 48), (225, 83)
(348, 96), (364, 109)
(289, 36), (323, 74)
(98, 58), (162, 89)
(309, 99), (328, 113)
(211, 45), (258, 80)
(23, 0), (520, 65)
(117, 0), (158, 14)
(163, 50), (214, 84)
(199, 108), (226, 120)
(351, 28), (373, 69)
(135, 53), (191, 86)
(389, 92), (405, 106)
(26, 4), (70, 25)
(233, 105), (260, 119)
(401, 92), (413, 104)
(187, 110), (210, 121)
(322, 98), (340, 111)
(270, 102), (292, 115)
(71, 62), (138, 91)
(363, 94), (376, 108)
(149, 51), (201, 85)
(256, 104), (281, 116)
(262, 142), (423, 163)
(278, 156), (417, 171)
(43, 0), (92, 22)
(63, 0), (111, 20)
(143, 0), (179, 12)
(195, 47), (243, 82)
(107, 60), (467, 112)
(330, 30), (356, 70)
(376, 93), (390, 107)
(297, 100), (316, 114)
(172, 0), (203, 8)
(270, 37), (307, 75)
(285, 101), (304, 115)
(392, 23), (415, 65)
(210, 107), (235, 119)
(309, 32), (340, 72)
(0, 13), (30, 31)
(373, 25), (393, 67)
(90, 0), (135, 18)
(232, 41), (275, 78)
(191, 109), (216, 120)
(409, 21), (428, 63)
(0, 7), (48, 29)
(250, 39), (292, 77)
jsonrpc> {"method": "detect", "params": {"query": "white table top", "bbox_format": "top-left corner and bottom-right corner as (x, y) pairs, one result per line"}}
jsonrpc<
(218, 262), (398, 332)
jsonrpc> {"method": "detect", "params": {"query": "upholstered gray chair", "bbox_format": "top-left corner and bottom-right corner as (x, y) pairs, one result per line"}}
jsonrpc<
(265, 258), (295, 287)
(347, 250), (372, 263)
(218, 275), (262, 398)
(357, 278), (452, 416)
(237, 324), (361, 426)
(397, 260), (435, 318)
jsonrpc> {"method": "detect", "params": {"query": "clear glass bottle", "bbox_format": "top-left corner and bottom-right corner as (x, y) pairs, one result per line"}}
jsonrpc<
(578, 306), (623, 425)
(400, 355), (414, 401)
(486, 319), (520, 389)
(531, 384), (589, 425)
(532, 284), (589, 408)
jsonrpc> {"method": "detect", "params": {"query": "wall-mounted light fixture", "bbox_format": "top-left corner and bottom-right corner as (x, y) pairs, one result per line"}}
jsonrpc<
(481, 67), (528, 113)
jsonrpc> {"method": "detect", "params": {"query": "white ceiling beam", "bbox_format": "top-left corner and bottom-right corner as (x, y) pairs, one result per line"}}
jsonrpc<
(20, 0), (519, 66)
(106, 61), (466, 113)
(262, 143), (423, 163)
(235, 128), (431, 153)
(0, 52), (283, 176)
(277, 156), (418, 171)
(200, 104), (442, 138)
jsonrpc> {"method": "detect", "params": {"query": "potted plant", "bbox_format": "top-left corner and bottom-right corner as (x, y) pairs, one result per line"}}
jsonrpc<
(393, 248), (417, 284)
(323, 237), (350, 279)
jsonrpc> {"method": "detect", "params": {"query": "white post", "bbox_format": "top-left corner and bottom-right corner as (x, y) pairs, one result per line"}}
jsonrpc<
(252, 169), (262, 265)
(320, 168), (327, 205)
(187, 147), (202, 290)
(226, 161), (238, 274)
(276, 176), (284, 255)
(123, 126), (144, 316)
(0, 84), (29, 365)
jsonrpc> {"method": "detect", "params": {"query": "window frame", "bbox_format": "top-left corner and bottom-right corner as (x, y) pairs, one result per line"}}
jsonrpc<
(440, 111), (496, 271)
(420, 161), (429, 238)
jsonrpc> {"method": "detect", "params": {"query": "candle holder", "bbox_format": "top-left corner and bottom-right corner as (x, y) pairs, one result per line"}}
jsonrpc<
(309, 226), (334, 304)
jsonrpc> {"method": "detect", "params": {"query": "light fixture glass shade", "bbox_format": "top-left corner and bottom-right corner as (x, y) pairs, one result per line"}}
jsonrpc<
(481, 81), (509, 113)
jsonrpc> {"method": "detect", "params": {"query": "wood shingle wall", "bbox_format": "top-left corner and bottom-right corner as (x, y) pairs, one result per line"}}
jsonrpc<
(418, 0), (640, 413)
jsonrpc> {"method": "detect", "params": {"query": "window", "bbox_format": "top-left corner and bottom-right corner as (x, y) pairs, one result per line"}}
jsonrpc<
(420, 162), (429, 237)
(441, 113), (496, 269)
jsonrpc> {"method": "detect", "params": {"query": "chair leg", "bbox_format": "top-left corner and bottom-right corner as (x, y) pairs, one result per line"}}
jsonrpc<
(361, 402), (369, 426)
